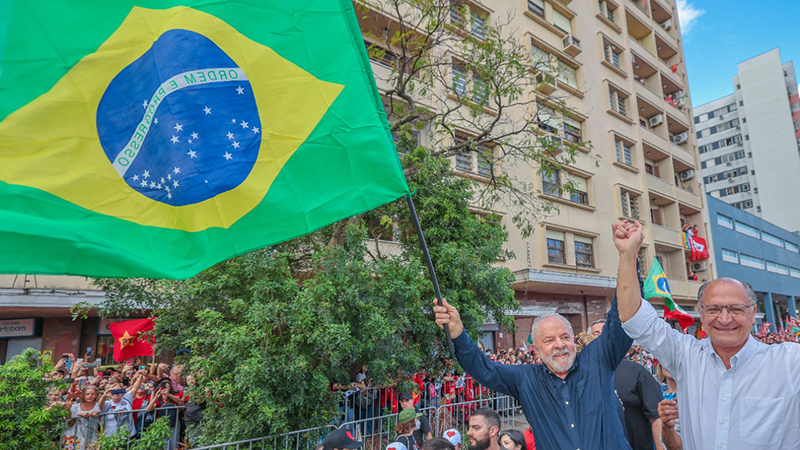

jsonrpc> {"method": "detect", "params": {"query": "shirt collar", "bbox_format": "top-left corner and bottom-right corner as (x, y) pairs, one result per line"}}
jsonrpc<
(702, 334), (759, 368)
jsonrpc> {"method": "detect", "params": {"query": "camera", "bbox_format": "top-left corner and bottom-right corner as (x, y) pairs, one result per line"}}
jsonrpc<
(110, 388), (126, 395)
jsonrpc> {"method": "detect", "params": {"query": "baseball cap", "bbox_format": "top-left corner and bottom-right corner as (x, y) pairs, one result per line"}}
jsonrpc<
(322, 429), (363, 450)
(398, 408), (423, 424)
(386, 443), (408, 450)
(398, 392), (413, 401)
(443, 429), (462, 446)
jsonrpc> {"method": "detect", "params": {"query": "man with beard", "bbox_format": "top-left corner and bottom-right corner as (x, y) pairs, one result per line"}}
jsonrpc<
(434, 293), (633, 448)
(466, 408), (501, 450)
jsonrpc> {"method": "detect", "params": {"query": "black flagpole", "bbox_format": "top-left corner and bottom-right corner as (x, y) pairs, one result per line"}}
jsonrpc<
(406, 194), (455, 357)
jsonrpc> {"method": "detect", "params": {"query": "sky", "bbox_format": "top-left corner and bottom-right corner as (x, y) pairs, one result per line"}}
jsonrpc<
(678, 0), (800, 106)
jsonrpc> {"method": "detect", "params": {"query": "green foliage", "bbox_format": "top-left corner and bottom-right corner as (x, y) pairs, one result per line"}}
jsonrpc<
(93, 416), (172, 450)
(0, 348), (68, 450)
(92, 426), (128, 450)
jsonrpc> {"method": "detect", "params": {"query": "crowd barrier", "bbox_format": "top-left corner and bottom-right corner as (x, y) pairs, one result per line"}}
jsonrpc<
(191, 393), (525, 450)
(61, 404), (185, 450)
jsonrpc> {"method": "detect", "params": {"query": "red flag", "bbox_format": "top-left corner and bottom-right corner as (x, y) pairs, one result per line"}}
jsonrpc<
(692, 236), (710, 260)
(671, 64), (678, 73)
(109, 318), (155, 362)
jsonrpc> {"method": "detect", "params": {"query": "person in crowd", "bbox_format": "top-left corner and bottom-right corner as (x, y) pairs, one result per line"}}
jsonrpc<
(62, 385), (101, 450)
(521, 427), (535, 450)
(421, 437), (455, 450)
(394, 408), (423, 450)
(592, 320), (664, 450)
(183, 373), (206, 445)
(442, 429), (462, 450)
(614, 219), (800, 449)
(434, 290), (633, 449)
(99, 381), (136, 438)
(655, 365), (681, 450)
(386, 443), (407, 450)
(145, 378), (182, 449)
(588, 319), (606, 337)
(466, 408), (501, 450)
(399, 392), (432, 444)
(321, 428), (364, 450)
(498, 430), (525, 450)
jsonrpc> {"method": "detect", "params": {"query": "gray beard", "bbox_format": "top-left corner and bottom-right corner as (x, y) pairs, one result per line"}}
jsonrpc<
(542, 349), (576, 373)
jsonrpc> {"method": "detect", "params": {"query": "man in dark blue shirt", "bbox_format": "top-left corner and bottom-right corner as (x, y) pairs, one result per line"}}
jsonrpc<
(434, 298), (632, 450)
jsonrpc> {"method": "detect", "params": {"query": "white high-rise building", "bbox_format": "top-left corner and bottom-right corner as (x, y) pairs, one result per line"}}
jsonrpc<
(694, 49), (800, 233)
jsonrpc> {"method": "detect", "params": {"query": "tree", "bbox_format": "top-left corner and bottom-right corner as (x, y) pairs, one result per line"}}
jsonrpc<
(0, 349), (68, 450)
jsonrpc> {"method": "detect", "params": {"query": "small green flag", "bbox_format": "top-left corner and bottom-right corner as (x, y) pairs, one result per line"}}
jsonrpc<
(0, 1), (409, 279)
(644, 258), (694, 330)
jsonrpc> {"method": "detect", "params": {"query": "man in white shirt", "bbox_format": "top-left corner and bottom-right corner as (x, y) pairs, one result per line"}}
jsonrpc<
(612, 220), (800, 450)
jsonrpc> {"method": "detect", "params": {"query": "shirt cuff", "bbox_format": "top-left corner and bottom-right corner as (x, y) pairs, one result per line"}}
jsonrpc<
(452, 330), (470, 347)
(621, 298), (657, 340)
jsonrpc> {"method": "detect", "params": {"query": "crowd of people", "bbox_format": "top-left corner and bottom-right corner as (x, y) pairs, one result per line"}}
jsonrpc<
(44, 353), (200, 450)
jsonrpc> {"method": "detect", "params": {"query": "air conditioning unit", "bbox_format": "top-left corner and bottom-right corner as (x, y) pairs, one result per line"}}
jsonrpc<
(661, 19), (672, 31)
(679, 169), (695, 180)
(674, 132), (688, 144)
(726, 161), (733, 166)
(736, 125), (741, 129)
(737, 141), (743, 146)
(649, 115), (664, 127)
(693, 261), (708, 272)
(562, 35), (582, 57)
(534, 72), (557, 94)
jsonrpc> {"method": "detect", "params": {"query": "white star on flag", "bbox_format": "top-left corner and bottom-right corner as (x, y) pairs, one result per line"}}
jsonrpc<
(188, 139), (193, 144)
(140, 180), (148, 187)
(160, 177), (165, 184)
(132, 174), (139, 181)
(231, 118), (236, 124)
(143, 170), (150, 179)
(173, 167), (181, 174)
(167, 174), (172, 181)
(168, 193), (172, 199)
(171, 135), (179, 144)
(142, 100), (148, 108)
(240, 120), (249, 129)
(187, 150), (197, 158)
(232, 141), (240, 149)
(226, 131), (234, 140)
(236, 86), (244, 95)
(173, 180), (180, 188)
(149, 181), (156, 188)
(174, 123), (183, 132)
(191, 132), (199, 139)
(157, 183), (162, 190)
(154, 118), (158, 125)
(203, 106), (212, 115)
(223, 152), (233, 160)
(252, 127), (260, 134)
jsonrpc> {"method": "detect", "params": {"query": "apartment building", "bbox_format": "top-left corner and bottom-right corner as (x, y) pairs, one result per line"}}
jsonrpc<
(359, 0), (710, 348)
(694, 49), (800, 233)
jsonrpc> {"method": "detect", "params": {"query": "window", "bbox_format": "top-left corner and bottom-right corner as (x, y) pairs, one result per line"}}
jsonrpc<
(604, 44), (621, 68)
(562, 117), (583, 144)
(451, 4), (488, 40)
(567, 173), (589, 205)
(453, 137), (494, 178)
(721, 249), (739, 263)
(609, 88), (628, 116)
(473, 76), (490, 106)
(739, 254), (765, 270)
(546, 229), (566, 264)
(557, 60), (578, 90)
(470, 10), (487, 40)
(476, 145), (493, 177)
(452, 65), (467, 96)
(542, 171), (560, 196)
(637, 248), (648, 274)
(766, 261), (789, 275)
(762, 232), (785, 248)
(553, 9), (572, 34)
(615, 138), (633, 166)
(455, 152), (472, 171)
(717, 214), (733, 228)
(620, 189), (641, 219)
(537, 103), (559, 134)
(531, 45), (552, 72)
(734, 221), (760, 238)
(791, 268), (800, 279)
(787, 242), (800, 253)
(598, 0), (616, 23)
(574, 235), (594, 268)
(528, 0), (544, 17)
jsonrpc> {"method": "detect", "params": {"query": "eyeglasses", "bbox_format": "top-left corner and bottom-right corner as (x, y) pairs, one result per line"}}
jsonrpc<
(699, 304), (755, 317)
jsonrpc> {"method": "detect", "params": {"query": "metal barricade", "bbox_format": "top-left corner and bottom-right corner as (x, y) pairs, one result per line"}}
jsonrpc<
(61, 404), (185, 450)
(190, 425), (338, 450)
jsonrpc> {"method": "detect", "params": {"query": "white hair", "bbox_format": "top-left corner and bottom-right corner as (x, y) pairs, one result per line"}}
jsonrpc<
(531, 313), (574, 344)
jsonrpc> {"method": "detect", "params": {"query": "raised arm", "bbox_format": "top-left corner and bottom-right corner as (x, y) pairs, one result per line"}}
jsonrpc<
(612, 220), (644, 322)
(434, 298), (524, 398)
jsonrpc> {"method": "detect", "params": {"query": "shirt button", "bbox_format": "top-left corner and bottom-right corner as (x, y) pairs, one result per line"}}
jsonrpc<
(718, 444), (723, 449)
(571, 424), (575, 428)
(720, 420), (726, 425)
(565, 401), (569, 405)
(722, 397), (727, 402)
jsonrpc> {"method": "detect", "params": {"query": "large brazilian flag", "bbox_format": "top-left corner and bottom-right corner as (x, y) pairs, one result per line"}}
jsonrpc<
(0, 1), (410, 279)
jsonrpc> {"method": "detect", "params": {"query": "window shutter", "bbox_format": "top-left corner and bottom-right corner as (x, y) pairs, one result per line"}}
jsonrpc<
(574, 235), (592, 244)
(552, 10), (572, 34)
(567, 173), (587, 191)
(546, 229), (565, 241)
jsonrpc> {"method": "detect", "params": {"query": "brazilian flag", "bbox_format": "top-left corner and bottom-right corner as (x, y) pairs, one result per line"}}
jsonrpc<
(0, 1), (410, 279)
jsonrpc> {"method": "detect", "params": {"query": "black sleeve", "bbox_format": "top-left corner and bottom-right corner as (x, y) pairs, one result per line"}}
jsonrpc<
(638, 365), (663, 419)
(421, 415), (430, 434)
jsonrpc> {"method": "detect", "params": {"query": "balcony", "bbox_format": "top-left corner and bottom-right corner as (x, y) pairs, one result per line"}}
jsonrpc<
(627, 0), (651, 20)
(562, 35), (582, 57)
(646, 173), (675, 198)
(651, 223), (682, 247)
(668, 278), (705, 300)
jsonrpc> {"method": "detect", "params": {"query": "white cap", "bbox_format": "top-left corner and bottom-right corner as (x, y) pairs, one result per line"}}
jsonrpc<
(386, 443), (408, 450)
(443, 429), (462, 446)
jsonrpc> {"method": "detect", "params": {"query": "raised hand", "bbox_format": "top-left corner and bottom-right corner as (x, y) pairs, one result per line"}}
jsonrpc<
(611, 220), (644, 257)
(658, 399), (679, 428)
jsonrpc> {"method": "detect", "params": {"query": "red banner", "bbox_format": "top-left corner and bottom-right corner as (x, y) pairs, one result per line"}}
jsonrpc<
(109, 317), (155, 362)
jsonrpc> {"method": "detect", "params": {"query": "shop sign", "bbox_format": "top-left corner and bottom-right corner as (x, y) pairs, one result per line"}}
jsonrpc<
(98, 318), (125, 336)
(0, 318), (37, 337)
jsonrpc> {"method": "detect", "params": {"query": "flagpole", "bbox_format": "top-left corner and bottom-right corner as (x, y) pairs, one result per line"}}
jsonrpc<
(406, 195), (455, 357)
